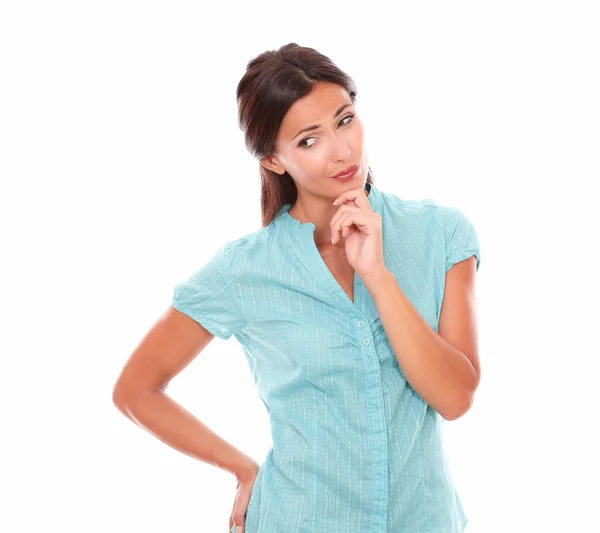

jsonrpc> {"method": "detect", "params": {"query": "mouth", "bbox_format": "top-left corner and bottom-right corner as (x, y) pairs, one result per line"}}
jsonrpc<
(329, 164), (359, 181)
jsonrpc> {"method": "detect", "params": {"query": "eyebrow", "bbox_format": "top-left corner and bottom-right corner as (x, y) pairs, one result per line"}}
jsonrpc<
(292, 103), (354, 140)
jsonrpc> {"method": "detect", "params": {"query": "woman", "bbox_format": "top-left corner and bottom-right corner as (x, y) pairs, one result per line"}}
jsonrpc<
(113, 43), (481, 533)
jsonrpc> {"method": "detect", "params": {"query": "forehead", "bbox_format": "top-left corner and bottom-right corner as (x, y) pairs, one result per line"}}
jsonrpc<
(279, 83), (352, 139)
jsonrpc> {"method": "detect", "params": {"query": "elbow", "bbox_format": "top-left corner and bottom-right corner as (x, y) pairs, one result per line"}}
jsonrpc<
(112, 380), (136, 414)
(444, 365), (480, 421)
(113, 380), (164, 415)
(112, 381), (126, 412)
(442, 392), (474, 421)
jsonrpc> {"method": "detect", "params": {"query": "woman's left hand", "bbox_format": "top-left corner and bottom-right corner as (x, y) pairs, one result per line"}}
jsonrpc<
(331, 187), (388, 282)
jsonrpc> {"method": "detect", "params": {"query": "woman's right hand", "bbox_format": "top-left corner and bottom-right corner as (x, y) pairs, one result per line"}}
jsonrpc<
(229, 459), (260, 533)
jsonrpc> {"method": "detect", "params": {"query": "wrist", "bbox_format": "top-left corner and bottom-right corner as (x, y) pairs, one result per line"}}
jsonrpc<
(232, 455), (259, 483)
(362, 266), (392, 291)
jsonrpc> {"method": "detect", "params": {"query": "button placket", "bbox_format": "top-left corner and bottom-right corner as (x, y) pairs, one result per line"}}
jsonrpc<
(356, 325), (377, 364)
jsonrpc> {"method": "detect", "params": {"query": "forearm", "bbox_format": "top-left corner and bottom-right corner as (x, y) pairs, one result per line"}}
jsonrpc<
(364, 269), (477, 419)
(115, 389), (256, 481)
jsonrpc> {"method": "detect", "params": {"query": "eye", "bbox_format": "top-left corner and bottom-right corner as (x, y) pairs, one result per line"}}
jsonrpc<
(297, 114), (355, 149)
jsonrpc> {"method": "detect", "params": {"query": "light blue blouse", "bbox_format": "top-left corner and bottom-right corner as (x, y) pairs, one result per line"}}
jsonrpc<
(172, 182), (481, 533)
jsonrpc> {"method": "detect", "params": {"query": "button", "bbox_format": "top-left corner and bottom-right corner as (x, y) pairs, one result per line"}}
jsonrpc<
(368, 357), (374, 364)
(363, 338), (370, 345)
(357, 320), (365, 328)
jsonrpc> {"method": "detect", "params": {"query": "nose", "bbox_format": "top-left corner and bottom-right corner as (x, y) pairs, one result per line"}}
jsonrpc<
(330, 134), (351, 161)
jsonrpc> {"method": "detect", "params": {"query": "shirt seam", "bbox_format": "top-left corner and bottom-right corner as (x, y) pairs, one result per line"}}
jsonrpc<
(219, 243), (248, 332)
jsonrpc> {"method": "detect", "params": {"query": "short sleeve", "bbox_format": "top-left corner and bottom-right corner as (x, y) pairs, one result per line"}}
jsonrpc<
(171, 242), (246, 340)
(438, 204), (481, 273)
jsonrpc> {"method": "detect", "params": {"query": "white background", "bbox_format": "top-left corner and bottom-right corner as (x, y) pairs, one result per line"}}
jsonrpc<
(2, 1), (598, 532)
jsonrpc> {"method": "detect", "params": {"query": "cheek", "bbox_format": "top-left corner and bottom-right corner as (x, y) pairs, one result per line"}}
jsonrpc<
(294, 153), (329, 182)
(351, 121), (364, 144)
(285, 155), (320, 182)
(298, 150), (326, 171)
(279, 149), (307, 173)
(288, 155), (310, 174)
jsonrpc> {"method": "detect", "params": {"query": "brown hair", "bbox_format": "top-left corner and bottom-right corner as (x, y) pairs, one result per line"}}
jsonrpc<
(236, 43), (376, 228)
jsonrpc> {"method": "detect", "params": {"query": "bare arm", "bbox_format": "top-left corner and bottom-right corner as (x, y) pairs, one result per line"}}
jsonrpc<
(112, 305), (258, 482)
(364, 256), (480, 421)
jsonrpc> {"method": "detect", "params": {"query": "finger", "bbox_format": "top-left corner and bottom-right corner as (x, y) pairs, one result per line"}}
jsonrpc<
(330, 205), (360, 243)
(334, 212), (372, 242)
(333, 187), (369, 209)
(333, 211), (370, 243)
(330, 204), (360, 227)
(231, 514), (246, 533)
(333, 187), (364, 206)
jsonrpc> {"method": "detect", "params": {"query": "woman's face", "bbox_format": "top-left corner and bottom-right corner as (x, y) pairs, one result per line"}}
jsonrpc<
(261, 82), (368, 198)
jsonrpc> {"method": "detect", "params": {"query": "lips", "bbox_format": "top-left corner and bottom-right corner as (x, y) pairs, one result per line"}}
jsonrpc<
(329, 164), (359, 179)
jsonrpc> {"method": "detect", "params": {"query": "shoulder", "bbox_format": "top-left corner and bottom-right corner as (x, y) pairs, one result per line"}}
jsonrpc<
(380, 190), (473, 232)
(379, 189), (442, 229)
(220, 224), (275, 271)
(379, 190), (481, 266)
(402, 197), (481, 272)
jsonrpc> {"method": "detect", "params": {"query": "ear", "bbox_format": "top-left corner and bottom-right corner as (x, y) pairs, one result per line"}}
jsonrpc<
(260, 155), (286, 175)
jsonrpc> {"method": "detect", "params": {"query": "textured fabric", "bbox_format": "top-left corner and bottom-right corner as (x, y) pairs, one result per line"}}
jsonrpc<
(172, 242), (246, 340)
(172, 182), (480, 532)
